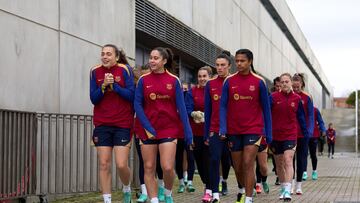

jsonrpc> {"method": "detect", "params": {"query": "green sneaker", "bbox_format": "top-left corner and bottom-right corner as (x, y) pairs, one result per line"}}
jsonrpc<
(262, 182), (270, 194)
(177, 184), (185, 193)
(165, 196), (174, 203)
(158, 186), (165, 202)
(279, 187), (285, 199)
(123, 191), (132, 203)
(186, 183), (195, 192)
(312, 171), (318, 180)
(136, 194), (148, 202)
(302, 172), (308, 181)
(218, 183), (222, 193)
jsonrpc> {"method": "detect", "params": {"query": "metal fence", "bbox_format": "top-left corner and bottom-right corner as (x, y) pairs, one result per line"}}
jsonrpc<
(1, 109), (138, 201)
(0, 110), (37, 200)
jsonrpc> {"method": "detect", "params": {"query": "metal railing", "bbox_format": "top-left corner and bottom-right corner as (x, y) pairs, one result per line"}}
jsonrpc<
(0, 110), (37, 199)
(1, 109), (138, 201)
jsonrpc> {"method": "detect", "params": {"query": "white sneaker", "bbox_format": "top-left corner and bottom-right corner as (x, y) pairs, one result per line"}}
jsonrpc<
(291, 180), (295, 194)
(296, 182), (302, 195)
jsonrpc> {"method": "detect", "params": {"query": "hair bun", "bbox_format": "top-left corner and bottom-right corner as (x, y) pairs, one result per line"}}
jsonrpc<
(221, 50), (231, 57)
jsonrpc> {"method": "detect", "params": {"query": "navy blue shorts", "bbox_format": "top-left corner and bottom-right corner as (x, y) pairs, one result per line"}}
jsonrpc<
(92, 126), (131, 147)
(258, 143), (268, 153)
(227, 134), (262, 152)
(270, 140), (296, 155)
(140, 137), (177, 145)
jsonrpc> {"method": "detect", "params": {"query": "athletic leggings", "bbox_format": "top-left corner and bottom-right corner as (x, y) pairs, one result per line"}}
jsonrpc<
(256, 157), (268, 183)
(318, 137), (325, 154)
(294, 137), (308, 182)
(175, 139), (195, 181)
(209, 133), (229, 193)
(135, 138), (163, 185)
(308, 137), (318, 171)
(328, 142), (335, 155)
(193, 136), (210, 188)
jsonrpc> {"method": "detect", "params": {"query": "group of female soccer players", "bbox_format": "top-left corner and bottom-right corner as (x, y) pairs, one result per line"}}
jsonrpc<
(90, 44), (327, 203)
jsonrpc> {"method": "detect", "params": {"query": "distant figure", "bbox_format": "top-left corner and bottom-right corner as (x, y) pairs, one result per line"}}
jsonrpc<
(326, 123), (336, 159)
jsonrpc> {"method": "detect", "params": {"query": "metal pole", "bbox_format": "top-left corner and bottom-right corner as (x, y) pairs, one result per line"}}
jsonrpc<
(356, 90), (358, 156)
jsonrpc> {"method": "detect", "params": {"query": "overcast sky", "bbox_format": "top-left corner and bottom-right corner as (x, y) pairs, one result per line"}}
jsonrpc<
(285, 0), (360, 97)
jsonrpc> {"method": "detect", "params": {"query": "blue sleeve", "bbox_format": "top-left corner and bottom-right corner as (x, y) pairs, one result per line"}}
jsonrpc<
(175, 81), (193, 146)
(185, 88), (194, 116)
(134, 78), (156, 138)
(112, 65), (135, 101)
(307, 97), (315, 136)
(269, 94), (273, 109)
(316, 109), (326, 133)
(297, 100), (309, 138)
(259, 80), (272, 144)
(219, 80), (229, 135)
(204, 82), (212, 141)
(334, 130), (336, 138)
(90, 70), (104, 105)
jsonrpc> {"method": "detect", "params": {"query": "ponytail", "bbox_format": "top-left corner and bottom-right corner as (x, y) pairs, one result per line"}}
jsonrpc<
(152, 47), (175, 73)
(103, 44), (129, 65)
(235, 48), (256, 73)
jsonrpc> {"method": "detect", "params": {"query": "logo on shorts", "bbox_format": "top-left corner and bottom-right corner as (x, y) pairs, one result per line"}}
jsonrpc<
(121, 139), (128, 143)
(213, 94), (219, 101)
(115, 76), (121, 82)
(249, 139), (256, 142)
(233, 93), (240, 100)
(228, 141), (234, 148)
(166, 83), (173, 90)
(249, 85), (255, 91)
(149, 93), (156, 100)
(291, 102), (295, 107)
(93, 136), (99, 144)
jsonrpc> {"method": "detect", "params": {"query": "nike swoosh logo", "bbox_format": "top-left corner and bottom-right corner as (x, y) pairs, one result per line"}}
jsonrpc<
(146, 85), (152, 88)
(121, 139), (128, 142)
(231, 86), (237, 89)
(211, 88), (217, 91)
(249, 139), (255, 142)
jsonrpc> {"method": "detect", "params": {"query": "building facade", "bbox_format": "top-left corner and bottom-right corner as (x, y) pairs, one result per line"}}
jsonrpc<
(0, 0), (333, 115)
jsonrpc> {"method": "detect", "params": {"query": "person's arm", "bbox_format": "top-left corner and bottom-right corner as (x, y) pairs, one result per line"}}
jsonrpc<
(112, 65), (135, 101)
(297, 100), (309, 138)
(316, 109), (326, 133)
(307, 96), (315, 136)
(185, 88), (194, 117)
(90, 70), (104, 105)
(219, 80), (229, 136)
(204, 82), (212, 141)
(175, 80), (193, 146)
(134, 78), (156, 138)
(260, 80), (272, 144)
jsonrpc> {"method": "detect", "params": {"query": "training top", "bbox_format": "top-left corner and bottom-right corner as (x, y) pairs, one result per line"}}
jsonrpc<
(134, 70), (193, 146)
(296, 91), (315, 138)
(185, 85), (205, 137)
(219, 71), (272, 143)
(313, 107), (326, 138)
(269, 90), (308, 141)
(90, 63), (134, 128)
(204, 75), (226, 140)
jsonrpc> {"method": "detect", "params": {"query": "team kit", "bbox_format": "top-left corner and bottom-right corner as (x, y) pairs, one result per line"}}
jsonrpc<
(89, 44), (328, 203)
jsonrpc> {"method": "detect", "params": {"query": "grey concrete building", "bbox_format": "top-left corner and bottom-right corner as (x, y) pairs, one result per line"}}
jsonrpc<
(0, 0), (333, 115)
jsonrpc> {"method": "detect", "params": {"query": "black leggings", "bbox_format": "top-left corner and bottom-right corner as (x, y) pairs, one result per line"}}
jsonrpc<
(328, 142), (335, 155)
(293, 138), (308, 182)
(256, 157), (268, 183)
(193, 136), (210, 188)
(221, 142), (231, 180)
(175, 139), (195, 181)
(318, 137), (326, 154)
(135, 138), (163, 185)
(308, 137), (318, 170)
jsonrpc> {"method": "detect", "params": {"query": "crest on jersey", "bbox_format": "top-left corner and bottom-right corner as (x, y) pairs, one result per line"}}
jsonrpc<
(166, 84), (173, 90)
(249, 85), (255, 91)
(149, 93), (156, 100)
(234, 93), (240, 101)
(115, 76), (121, 82)
(291, 102), (295, 107)
(213, 94), (219, 101)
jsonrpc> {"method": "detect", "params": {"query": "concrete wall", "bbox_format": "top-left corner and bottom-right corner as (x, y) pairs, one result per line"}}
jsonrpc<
(149, 0), (333, 108)
(0, 0), (332, 114)
(0, 0), (135, 114)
